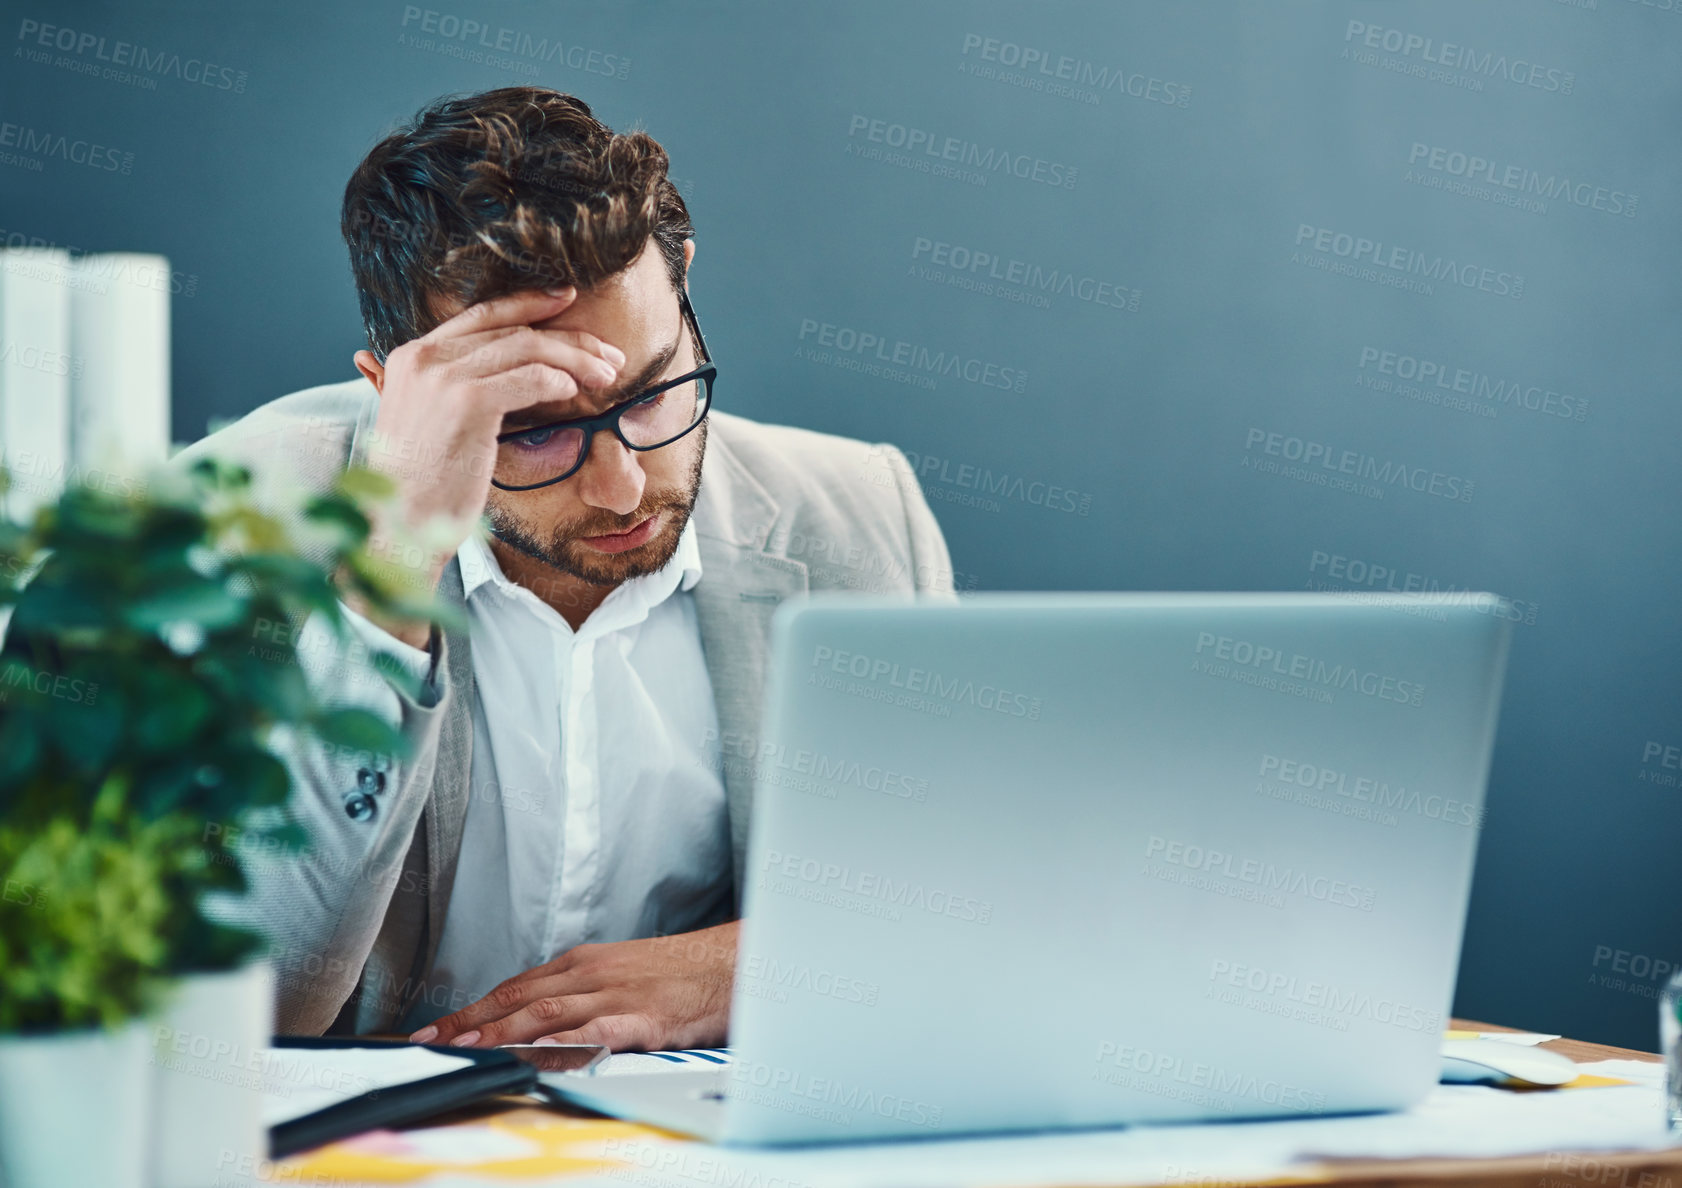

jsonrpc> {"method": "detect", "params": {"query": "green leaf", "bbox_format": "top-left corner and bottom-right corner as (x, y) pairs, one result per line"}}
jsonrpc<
(9, 579), (111, 633)
(303, 495), (371, 552)
(368, 649), (424, 702)
(123, 580), (247, 634)
(214, 747), (292, 810)
(55, 487), (142, 541)
(187, 456), (248, 491)
(137, 504), (207, 554)
(45, 688), (126, 780)
(132, 673), (212, 752)
(129, 758), (203, 819)
(169, 916), (265, 975)
(309, 707), (407, 759)
(261, 819), (308, 854)
(334, 467), (396, 502)
(0, 520), (35, 566)
(237, 651), (314, 723)
(230, 552), (333, 593)
(229, 557), (342, 626)
(0, 704), (42, 789)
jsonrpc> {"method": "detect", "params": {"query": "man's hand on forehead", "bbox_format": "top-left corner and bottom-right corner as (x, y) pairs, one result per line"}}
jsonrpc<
(350, 286), (628, 637)
(497, 335), (683, 432)
(441, 288), (627, 404)
(497, 285), (687, 429)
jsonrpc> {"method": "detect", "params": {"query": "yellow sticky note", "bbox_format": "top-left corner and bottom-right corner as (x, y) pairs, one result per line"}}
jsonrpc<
(277, 1114), (672, 1184)
(1560, 1073), (1634, 1090)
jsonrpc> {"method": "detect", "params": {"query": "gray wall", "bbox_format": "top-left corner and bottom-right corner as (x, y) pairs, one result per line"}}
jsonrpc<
(2, 0), (1677, 1049)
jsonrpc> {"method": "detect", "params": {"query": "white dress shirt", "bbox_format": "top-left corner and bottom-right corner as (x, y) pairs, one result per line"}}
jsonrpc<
(344, 520), (733, 1030)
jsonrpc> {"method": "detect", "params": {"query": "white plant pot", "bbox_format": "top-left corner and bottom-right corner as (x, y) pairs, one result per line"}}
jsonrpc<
(0, 1018), (151, 1188)
(148, 960), (274, 1188)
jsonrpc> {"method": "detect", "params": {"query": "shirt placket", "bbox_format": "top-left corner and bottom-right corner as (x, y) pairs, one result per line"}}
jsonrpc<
(543, 630), (603, 963)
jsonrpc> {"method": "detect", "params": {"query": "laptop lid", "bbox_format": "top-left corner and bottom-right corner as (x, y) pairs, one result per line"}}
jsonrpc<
(720, 592), (1511, 1145)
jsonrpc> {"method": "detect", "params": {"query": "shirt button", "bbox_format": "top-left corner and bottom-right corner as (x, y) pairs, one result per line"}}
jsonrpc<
(343, 791), (377, 821)
(357, 767), (386, 795)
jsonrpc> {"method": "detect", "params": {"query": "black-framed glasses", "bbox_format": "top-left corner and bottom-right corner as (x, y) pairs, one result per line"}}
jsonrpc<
(490, 288), (715, 491)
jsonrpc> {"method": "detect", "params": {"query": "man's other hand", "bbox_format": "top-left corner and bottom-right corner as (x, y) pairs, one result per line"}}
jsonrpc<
(408, 920), (738, 1051)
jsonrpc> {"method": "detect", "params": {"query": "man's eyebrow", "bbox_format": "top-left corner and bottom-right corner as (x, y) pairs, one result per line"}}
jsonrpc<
(500, 335), (680, 429)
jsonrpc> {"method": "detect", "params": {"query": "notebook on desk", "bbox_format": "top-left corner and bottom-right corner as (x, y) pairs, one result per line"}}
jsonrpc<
(266, 1037), (537, 1157)
(547, 592), (1514, 1145)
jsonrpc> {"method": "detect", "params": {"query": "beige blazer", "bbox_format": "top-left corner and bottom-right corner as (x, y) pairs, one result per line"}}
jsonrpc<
(176, 378), (955, 1033)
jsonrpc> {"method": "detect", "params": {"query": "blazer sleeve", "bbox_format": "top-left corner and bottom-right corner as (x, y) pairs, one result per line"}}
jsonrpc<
(175, 402), (456, 1034)
(203, 606), (455, 1034)
(874, 442), (959, 600)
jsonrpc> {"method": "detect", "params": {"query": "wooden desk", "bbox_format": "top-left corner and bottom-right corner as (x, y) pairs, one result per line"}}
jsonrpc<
(288, 1018), (1676, 1187)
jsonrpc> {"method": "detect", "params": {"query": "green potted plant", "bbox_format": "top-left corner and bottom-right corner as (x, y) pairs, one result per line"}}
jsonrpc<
(0, 458), (454, 1188)
(0, 782), (181, 1188)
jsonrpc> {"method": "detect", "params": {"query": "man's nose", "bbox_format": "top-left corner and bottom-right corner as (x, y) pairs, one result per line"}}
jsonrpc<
(575, 433), (647, 516)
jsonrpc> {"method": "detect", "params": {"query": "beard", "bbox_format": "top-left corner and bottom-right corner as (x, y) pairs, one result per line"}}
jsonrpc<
(484, 421), (706, 588)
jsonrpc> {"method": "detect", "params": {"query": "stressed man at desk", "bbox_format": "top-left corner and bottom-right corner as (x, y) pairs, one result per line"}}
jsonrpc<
(182, 85), (954, 1048)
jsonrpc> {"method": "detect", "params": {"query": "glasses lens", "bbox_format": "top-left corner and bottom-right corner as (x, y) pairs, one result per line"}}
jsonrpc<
(620, 375), (708, 448)
(492, 372), (712, 488)
(495, 423), (586, 488)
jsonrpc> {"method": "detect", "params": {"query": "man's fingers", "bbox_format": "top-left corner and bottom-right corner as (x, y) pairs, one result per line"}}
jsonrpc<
(482, 362), (588, 417)
(438, 324), (624, 379)
(414, 974), (565, 1044)
(535, 1013), (655, 1053)
(470, 992), (612, 1048)
(526, 319), (626, 367)
(438, 332), (624, 422)
(440, 287), (579, 338)
(408, 927), (737, 1052)
(410, 950), (603, 1045)
(421, 331), (617, 406)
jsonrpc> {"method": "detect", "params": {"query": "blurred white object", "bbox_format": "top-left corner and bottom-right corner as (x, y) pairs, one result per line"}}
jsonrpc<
(0, 1019), (150, 1188)
(1663, 968), (1682, 1132)
(0, 247), (73, 521)
(1439, 1037), (1579, 1087)
(70, 251), (172, 480)
(148, 960), (274, 1188)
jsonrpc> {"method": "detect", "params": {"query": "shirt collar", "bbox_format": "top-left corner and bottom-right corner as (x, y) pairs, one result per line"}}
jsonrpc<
(673, 515), (704, 592)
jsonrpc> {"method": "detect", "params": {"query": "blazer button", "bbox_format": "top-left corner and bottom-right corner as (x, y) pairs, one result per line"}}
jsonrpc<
(356, 767), (386, 795)
(343, 790), (377, 821)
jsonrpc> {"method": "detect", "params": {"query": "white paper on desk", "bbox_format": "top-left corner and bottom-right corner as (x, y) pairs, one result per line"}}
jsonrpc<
(1468, 1030), (1563, 1046)
(1580, 1059), (1668, 1089)
(259, 1047), (475, 1127)
(1284, 1082), (1674, 1162)
(572, 1079), (1680, 1188)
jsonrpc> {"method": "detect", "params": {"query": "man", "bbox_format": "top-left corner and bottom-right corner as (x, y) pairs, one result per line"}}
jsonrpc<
(180, 86), (955, 1049)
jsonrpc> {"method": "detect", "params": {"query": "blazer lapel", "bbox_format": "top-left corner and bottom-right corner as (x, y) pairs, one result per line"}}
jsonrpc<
(422, 560), (475, 977)
(689, 427), (808, 910)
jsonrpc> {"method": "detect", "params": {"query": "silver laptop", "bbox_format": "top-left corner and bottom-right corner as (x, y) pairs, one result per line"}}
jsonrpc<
(550, 592), (1512, 1145)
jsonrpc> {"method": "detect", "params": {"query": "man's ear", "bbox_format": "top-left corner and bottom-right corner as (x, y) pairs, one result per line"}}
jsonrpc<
(682, 237), (695, 279)
(353, 349), (385, 393)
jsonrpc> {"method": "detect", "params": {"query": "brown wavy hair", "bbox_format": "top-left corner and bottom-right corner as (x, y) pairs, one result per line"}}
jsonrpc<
(342, 86), (693, 361)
